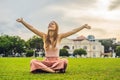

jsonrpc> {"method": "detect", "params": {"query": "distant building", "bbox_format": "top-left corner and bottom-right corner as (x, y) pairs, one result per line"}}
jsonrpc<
(60, 35), (104, 58)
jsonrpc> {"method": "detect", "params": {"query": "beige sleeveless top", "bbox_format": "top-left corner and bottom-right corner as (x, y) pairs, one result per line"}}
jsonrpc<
(45, 43), (59, 57)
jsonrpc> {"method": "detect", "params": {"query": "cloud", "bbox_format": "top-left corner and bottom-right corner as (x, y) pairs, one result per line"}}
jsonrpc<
(0, 0), (120, 41)
(109, 0), (120, 10)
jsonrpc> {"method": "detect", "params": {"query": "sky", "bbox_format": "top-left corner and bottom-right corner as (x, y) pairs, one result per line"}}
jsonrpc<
(0, 0), (120, 41)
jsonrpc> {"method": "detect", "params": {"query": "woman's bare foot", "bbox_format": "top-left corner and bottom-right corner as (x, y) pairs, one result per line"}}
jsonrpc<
(43, 67), (55, 73)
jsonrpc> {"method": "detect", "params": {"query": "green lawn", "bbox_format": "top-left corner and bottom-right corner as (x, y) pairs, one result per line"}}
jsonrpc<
(0, 57), (120, 80)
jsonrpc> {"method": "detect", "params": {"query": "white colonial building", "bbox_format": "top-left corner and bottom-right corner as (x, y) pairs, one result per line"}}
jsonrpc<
(60, 35), (104, 58)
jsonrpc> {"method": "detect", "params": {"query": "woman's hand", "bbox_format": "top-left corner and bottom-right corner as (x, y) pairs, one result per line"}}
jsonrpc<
(84, 24), (91, 29)
(16, 18), (23, 23)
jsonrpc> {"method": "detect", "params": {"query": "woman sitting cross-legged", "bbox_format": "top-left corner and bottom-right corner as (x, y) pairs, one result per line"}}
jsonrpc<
(16, 18), (91, 73)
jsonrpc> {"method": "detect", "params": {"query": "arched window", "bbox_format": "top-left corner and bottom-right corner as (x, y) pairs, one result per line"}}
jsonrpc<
(63, 46), (70, 49)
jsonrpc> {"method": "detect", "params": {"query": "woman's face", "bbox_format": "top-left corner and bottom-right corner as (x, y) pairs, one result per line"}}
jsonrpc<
(48, 21), (56, 31)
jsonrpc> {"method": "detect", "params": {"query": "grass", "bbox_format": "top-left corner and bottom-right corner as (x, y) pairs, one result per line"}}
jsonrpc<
(0, 57), (120, 80)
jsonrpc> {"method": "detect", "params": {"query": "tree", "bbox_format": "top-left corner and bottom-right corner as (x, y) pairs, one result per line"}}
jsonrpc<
(73, 48), (87, 56)
(112, 43), (120, 53)
(116, 46), (120, 57)
(0, 34), (26, 56)
(26, 35), (43, 50)
(11, 36), (26, 54)
(0, 35), (12, 56)
(99, 39), (113, 53)
(60, 48), (69, 57)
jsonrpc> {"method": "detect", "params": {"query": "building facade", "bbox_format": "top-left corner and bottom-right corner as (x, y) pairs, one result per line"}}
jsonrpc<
(60, 35), (104, 58)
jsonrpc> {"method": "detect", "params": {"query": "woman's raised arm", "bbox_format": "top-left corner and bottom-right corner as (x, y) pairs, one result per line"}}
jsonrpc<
(59, 24), (91, 39)
(16, 18), (46, 38)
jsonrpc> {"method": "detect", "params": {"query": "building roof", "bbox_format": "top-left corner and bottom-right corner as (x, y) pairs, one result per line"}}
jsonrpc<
(73, 35), (87, 41)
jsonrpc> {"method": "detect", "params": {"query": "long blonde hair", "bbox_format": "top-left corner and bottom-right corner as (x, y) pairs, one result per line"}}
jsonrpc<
(45, 21), (59, 49)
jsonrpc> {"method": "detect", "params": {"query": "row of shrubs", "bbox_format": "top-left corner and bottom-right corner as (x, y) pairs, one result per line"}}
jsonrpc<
(26, 50), (34, 57)
(26, 48), (87, 57)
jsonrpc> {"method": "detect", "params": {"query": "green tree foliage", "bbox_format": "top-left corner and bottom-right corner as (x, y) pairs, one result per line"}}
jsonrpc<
(99, 39), (113, 53)
(11, 36), (26, 54)
(0, 35), (12, 56)
(60, 48), (69, 57)
(111, 43), (118, 52)
(116, 46), (120, 57)
(0, 34), (25, 56)
(26, 35), (43, 50)
(73, 48), (87, 56)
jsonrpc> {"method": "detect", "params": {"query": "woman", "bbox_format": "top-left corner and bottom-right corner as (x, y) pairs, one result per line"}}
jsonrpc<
(16, 18), (91, 73)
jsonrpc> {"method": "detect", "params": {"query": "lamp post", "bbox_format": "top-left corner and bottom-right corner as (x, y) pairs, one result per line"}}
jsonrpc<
(109, 47), (112, 57)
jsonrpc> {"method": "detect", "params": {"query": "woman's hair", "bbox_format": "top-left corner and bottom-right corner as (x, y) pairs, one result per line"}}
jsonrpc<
(45, 21), (59, 49)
